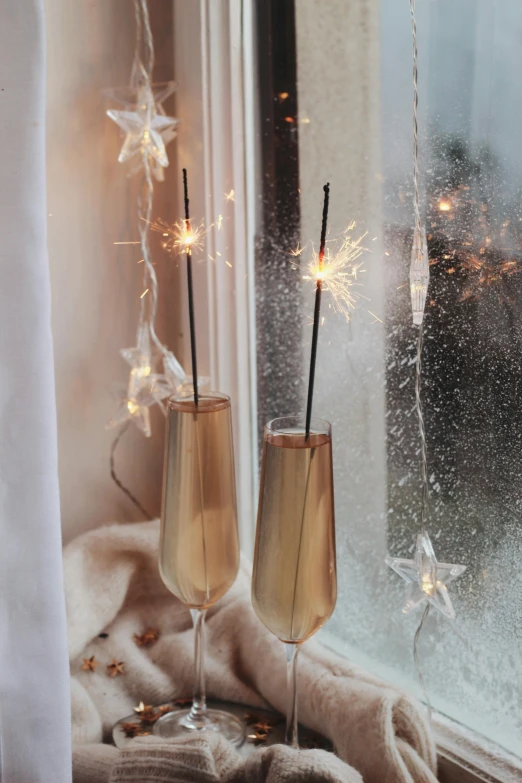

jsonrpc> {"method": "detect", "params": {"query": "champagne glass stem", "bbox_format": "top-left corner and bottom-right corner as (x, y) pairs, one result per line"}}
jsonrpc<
(189, 608), (208, 724)
(284, 642), (300, 748)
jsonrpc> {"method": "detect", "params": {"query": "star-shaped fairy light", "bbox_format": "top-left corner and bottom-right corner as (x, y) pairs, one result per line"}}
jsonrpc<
(160, 350), (209, 402)
(410, 225), (430, 325)
(386, 532), (467, 620)
(108, 325), (171, 437)
(107, 65), (179, 181)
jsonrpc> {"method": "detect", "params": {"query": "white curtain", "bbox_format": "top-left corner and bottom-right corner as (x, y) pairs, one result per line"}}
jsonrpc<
(0, 1), (71, 780)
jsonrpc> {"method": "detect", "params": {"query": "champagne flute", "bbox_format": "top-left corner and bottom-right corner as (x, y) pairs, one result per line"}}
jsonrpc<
(153, 392), (245, 745)
(251, 415), (337, 747)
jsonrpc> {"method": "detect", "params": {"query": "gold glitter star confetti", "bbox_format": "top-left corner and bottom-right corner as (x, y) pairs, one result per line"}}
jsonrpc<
(121, 721), (150, 738)
(173, 697), (193, 708)
(107, 659), (125, 678)
(247, 728), (269, 745)
(244, 713), (280, 744)
(132, 701), (158, 724)
(133, 629), (160, 647)
(81, 655), (99, 672)
(156, 705), (174, 719)
(253, 719), (274, 734)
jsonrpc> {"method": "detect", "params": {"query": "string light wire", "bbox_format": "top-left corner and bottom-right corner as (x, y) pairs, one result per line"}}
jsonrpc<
(109, 0), (177, 512)
(413, 603), (432, 721)
(110, 422), (153, 520)
(415, 321), (428, 537)
(410, 0), (431, 712)
(411, 0), (422, 248)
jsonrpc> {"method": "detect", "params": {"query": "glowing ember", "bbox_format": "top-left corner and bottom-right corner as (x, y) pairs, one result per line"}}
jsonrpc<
(438, 198), (451, 212)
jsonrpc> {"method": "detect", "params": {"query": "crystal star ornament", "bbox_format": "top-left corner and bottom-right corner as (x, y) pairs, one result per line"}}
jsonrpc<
(159, 350), (210, 401)
(107, 325), (171, 437)
(106, 65), (179, 181)
(386, 532), (467, 620)
(410, 225), (429, 325)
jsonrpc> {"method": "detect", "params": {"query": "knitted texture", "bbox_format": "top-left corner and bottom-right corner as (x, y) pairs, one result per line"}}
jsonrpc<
(66, 520), (437, 783)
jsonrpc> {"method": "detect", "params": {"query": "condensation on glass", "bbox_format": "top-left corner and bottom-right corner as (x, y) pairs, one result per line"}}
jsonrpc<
(254, 0), (522, 758)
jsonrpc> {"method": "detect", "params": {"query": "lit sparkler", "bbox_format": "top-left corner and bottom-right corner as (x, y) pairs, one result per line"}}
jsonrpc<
(293, 223), (368, 322)
(150, 216), (207, 256)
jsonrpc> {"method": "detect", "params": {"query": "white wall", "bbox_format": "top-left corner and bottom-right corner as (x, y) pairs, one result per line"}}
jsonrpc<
(45, 1), (181, 541)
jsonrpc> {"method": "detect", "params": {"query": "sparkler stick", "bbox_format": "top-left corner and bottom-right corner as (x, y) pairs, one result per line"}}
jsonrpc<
(183, 168), (199, 406)
(305, 183), (330, 439)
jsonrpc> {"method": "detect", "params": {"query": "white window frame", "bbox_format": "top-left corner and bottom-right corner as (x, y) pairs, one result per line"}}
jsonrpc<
(174, 0), (258, 555)
(173, 3), (522, 781)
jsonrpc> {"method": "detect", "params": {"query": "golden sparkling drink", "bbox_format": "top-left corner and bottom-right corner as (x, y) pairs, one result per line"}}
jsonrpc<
(252, 426), (337, 643)
(160, 394), (240, 609)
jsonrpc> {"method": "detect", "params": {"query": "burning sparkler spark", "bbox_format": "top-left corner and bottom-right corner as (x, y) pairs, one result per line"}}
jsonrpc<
(288, 244), (305, 257)
(225, 189), (235, 202)
(150, 217), (207, 256)
(293, 225), (368, 321)
(368, 310), (383, 324)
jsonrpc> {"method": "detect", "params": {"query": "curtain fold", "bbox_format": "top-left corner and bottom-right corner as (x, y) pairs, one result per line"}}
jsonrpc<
(0, 1), (71, 780)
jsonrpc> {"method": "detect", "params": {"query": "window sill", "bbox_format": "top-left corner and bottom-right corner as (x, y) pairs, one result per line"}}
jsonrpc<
(435, 713), (522, 783)
(320, 631), (521, 783)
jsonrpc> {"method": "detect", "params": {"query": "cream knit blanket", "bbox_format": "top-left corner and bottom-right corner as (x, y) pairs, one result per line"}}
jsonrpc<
(66, 520), (438, 783)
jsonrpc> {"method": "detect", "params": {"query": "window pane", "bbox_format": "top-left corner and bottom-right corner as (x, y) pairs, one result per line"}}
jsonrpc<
(254, 0), (522, 757)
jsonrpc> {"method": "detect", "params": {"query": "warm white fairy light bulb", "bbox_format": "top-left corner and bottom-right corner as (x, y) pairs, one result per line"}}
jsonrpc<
(106, 62), (179, 182)
(108, 325), (171, 437)
(107, 81), (178, 182)
(386, 531), (467, 620)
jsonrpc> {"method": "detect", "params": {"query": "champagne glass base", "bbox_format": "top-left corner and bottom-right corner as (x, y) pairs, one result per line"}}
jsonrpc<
(153, 707), (245, 747)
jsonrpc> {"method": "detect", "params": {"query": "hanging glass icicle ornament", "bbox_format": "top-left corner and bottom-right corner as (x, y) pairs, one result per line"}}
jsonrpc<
(410, 225), (429, 326)
(386, 1), (468, 712)
(408, 0), (429, 326)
